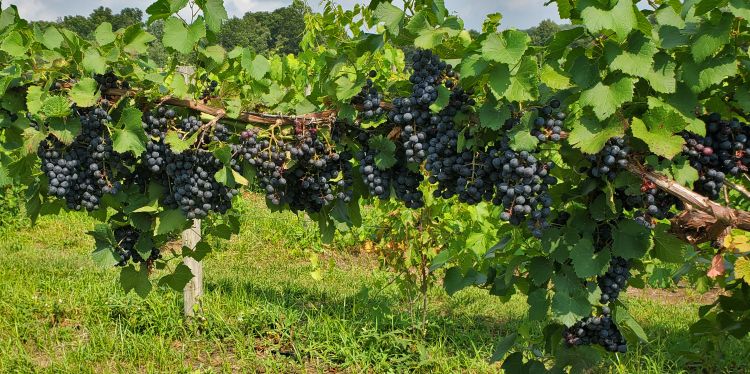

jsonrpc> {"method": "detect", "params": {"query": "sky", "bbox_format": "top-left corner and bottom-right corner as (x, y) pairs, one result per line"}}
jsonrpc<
(3, 0), (563, 31)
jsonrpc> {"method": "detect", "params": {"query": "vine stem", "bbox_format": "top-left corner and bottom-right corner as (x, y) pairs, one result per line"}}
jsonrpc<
(625, 162), (750, 244)
(724, 179), (750, 200)
(104, 88), (394, 125)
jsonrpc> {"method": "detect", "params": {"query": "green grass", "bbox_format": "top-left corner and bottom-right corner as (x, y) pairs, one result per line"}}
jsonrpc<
(0, 195), (748, 373)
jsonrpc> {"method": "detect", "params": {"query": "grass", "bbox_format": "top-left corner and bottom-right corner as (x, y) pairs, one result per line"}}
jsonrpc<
(0, 195), (748, 373)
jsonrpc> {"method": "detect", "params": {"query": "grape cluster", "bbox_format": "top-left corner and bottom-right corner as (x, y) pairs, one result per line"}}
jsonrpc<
(393, 166), (425, 209)
(597, 256), (631, 304)
(618, 181), (681, 229)
(563, 309), (627, 353)
(353, 70), (384, 120)
(164, 150), (239, 219)
(114, 226), (161, 266)
(401, 124), (427, 163)
(94, 71), (129, 92)
(38, 107), (122, 210)
(199, 75), (219, 103)
(587, 137), (629, 180)
(357, 147), (391, 200)
(682, 113), (750, 199)
(142, 107), (174, 174)
(238, 129), (287, 205)
(533, 99), (565, 142)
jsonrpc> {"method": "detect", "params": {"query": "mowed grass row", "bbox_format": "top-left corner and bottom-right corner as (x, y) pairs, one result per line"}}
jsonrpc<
(0, 195), (748, 373)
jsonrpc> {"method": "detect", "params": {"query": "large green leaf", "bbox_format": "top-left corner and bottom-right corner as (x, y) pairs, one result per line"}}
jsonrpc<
(681, 56), (738, 94)
(112, 107), (147, 155)
(579, 77), (636, 120)
(94, 22), (115, 46)
(570, 238), (611, 278)
(578, 0), (637, 41)
(568, 115), (626, 154)
(196, 0), (227, 33)
(120, 265), (152, 298)
(631, 107), (687, 159)
(481, 30), (530, 65)
(604, 33), (657, 78)
(690, 12), (732, 63)
(373, 2), (404, 36)
(163, 17), (205, 54)
(69, 78), (99, 108)
(612, 220), (652, 259)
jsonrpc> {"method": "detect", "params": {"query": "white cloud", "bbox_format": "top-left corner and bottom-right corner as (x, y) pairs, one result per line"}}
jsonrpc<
(4, 0), (562, 30)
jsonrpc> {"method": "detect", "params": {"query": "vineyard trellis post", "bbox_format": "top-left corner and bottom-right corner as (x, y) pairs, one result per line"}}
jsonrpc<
(181, 220), (203, 317)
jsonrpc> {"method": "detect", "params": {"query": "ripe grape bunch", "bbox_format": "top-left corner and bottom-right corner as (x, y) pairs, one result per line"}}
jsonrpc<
(352, 70), (384, 120)
(597, 256), (631, 304)
(681, 113), (750, 199)
(533, 99), (566, 142)
(619, 181), (681, 229)
(358, 147), (392, 200)
(199, 74), (219, 103)
(563, 307), (627, 353)
(114, 225), (161, 266)
(94, 71), (129, 92)
(38, 107), (123, 211)
(587, 137), (629, 180)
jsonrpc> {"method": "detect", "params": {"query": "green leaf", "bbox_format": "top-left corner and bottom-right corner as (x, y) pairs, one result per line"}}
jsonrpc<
(631, 107), (687, 159)
(652, 224), (687, 263)
(0, 31), (26, 57)
(26, 86), (45, 115)
(164, 130), (198, 153)
(578, 0), (637, 41)
(540, 64), (572, 90)
(503, 58), (539, 102)
(570, 238), (612, 278)
(481, 30), (530, 65)
(159, 263), (195, 291)
(612, 220), (652, 259)
(613, 303), (649, 342)
(155, 209), (188, 235)
(82, 47), (107, 74)
(478, 101), (510, 130)
(373, 2), (404, 36)
(429, 85), (451, 112)
(123, 25), (156, 55)
(414, 28), (446, 49)
(458, 54), (489, 78)
(604, 33), (657, 78)
(369, 135), (396, 170)
(163, 17), (205, 54)
(547, 26), (585, 62)
(261, 82), (285, 107)
(69, 78), (99, 108)
(527, 288), (549, 321)
(112, 107), (147, 155)
(671, 159), (699, 188)
(729, 0), (750, 18)
(487, 63), (510, 100)
(42, 27), (64, 49)
(691, 12), (732, 63)
(94, 22), (116, 46)
(248, 54), (270, 81)
(579, 77), (636, 120)
(196, 0), (227, 33)
(335, 75), (362, 101)
(552, 289), (591, 327)
(681, 56), (738, 94)
(89, 224), (119, 268)
(528, 257), (553, 286)
(568, 115), (626, 154)
(120, 265), (152, 298)
(405, 10), (430, 34)
(644, 53), (677, 94)
(508, 112), (539, 151)
(42, 96), (71, 118)
(146, 0), (190, 24)
(489, 333), (517, 363)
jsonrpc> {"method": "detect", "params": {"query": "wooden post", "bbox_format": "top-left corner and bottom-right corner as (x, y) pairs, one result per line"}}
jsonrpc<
(181, 219), (203, 317)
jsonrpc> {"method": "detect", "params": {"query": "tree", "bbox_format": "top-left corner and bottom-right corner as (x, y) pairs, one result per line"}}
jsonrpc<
(218, 14), (271, 53)
(525, 19), (561, 46)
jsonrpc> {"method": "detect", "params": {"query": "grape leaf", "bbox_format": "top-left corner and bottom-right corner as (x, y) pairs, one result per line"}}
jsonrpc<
(155, 209), (188, 235)
(604, 33), (657, 78)
(527, 288), (549, 321)
(159, 263), (195, 291)
(570, 237), (611, 278)
(671, 159), (699, 187)
(631, 107), (687, 159)
(42, 96), (72, 118)
(120, 264), (152, 298)
(123, 25), (156, 55)
(567, 115), (626, 154)
(112, 107), (147, 155)
(42, 27), (63, 50)
(528, 257), (553, 286)
(69, 78), (99, 108)
(729, 0), (750, 18)
(163, 17), (205, 54)
(373, 2), (404, 36)
(369, 135), (396, 170)
(578, 0), (637, 41)
(681, 56), (738, 94)
(0, 31), (26, 57)
(82, 47), (107, 74)
(612, 220), (652, 259)
(652, 224), (687, 263)
(489, 333), (517, 363)
(503, 58), (539, 102)
(481, 30), (530, 65)
(579, 77), (635, 120)
(195, 0), (227, 33)
(487, 63), (510, 100)
(691, 12), (732, 63)
(89, 224), (119, 268)
(734, 257), (750, 284)
(94, 22), (115, 46)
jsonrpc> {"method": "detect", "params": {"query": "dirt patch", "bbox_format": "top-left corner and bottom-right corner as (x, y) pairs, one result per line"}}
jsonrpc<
(626, 285), (724, 305)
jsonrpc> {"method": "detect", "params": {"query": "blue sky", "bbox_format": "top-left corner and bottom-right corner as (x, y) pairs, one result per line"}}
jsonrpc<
(4, 0), (563, 30)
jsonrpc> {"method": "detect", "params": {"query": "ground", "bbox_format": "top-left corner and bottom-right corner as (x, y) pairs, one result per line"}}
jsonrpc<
(0, 196), (748, 373)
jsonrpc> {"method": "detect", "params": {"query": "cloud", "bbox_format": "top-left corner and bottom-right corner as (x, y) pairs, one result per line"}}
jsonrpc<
(4, 0), (561, 30)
